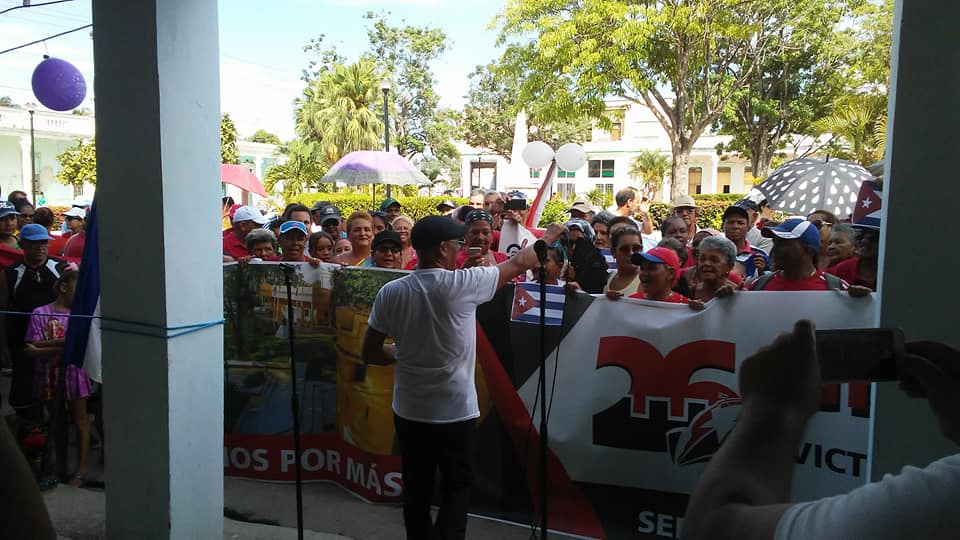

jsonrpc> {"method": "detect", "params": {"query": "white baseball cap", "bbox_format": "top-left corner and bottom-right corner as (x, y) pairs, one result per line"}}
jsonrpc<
(232, 205), (269, 225)
(63, 207), (86, 219)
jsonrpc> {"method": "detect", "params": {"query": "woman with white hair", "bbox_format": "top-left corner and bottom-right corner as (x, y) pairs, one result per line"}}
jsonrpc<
(688, 235), (738, 302)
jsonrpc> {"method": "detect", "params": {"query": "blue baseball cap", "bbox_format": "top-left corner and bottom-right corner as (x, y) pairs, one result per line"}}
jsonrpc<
(762, 217), (820, 250)
(20, 223), (53, 242)
(279, 220), (308, 237)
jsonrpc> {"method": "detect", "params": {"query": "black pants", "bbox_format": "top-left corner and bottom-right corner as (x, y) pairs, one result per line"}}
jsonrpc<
(394, 415), (476, 540)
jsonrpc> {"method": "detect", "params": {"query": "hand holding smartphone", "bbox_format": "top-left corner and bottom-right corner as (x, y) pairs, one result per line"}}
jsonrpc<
(815, 328), (905, 382)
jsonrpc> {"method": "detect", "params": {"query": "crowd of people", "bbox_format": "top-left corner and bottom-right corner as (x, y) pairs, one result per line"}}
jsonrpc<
(0, 191), (98, 493)
(223, 184), (879, 305)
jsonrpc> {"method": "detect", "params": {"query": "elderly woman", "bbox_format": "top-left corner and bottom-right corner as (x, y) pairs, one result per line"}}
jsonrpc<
(681, 229), (741, 293)
(390, 215), (416, 269)
(331, 211), (375, 266)
(826, 223), (857, 268)
(828, 227), (879, 291)
(604, 227), (644, 298)
(591, 211), (616, 249)
(458, 210), (509, 268)
(245, 228), (277, 260)
(687, 236), (738, 302)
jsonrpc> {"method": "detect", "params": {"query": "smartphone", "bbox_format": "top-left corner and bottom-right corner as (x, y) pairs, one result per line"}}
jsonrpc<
(468, 246), (482, 255)
(505, 199), (528, 211)
(815, 328), (905, 382)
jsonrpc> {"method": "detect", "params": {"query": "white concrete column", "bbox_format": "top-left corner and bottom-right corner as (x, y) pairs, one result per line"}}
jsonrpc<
(730, 163), (746, 195)
(18, 134), (32, 195)
(700, 154), (719, 195)
(93, 0), (223, 538)
(872, 0), (959, 479)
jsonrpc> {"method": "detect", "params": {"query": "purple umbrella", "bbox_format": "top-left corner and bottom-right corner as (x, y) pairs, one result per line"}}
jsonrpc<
(321, 150), (430, 187)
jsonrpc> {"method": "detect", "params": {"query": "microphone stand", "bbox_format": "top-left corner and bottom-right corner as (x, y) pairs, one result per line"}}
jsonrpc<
(280, 264), (304, 540)
(535, 243), (549, 539)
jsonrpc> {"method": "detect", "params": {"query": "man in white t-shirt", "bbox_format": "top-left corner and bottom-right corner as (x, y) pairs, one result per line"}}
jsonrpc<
(362, 215), (564, 540)
(682, 321), (960, 540)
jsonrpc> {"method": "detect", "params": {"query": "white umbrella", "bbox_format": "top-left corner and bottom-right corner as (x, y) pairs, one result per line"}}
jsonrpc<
(756, 157), (872, 218)
(321, 150), (430, 186)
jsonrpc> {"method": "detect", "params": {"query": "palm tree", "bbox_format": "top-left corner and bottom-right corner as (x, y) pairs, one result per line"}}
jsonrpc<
(628, 150), (671, 200)
(264, 139), (331, 203)
(814, 96), (886, 167)
(296, 59), (384, 165)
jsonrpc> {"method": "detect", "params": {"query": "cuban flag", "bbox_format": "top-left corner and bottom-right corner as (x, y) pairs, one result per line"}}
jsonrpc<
(510, 282), (565, 326)
(851, 179), (883, 229)
(63, 203), (102, 383)
(600, 248), (617, 271)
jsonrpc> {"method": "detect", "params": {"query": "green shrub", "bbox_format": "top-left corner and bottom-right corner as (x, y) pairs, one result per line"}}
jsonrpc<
(537, 199), (569, 227)
(296, 193), (468, 221)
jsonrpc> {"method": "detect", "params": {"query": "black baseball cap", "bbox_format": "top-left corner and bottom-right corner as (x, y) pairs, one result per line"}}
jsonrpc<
(372, 230), (402, 251)
(734, 198), (759, 212)
(722, 204), (750, 222)
(410, 215), (468, 250)
(318, 205), (341, 225)
(310, 201), (330, 212)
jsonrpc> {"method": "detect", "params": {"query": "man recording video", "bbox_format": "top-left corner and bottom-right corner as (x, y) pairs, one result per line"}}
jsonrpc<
(682, 321), (960, 540)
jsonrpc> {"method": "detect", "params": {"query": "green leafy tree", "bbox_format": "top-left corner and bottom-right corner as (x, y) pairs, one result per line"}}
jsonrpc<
(460, 60), (590, 161)
(56, 138), (97, 196)
(628, 150), (671, 201)
(364, 11), (450, 160)
(221, 112), (240, 164)
(499, 0), (816, 199)
(246, 129), (282, 145)
(585, 188), (612, 210)
(264, 139), (331, 202)
(296, 59), (384, 165)
(714, 0), (852, 180)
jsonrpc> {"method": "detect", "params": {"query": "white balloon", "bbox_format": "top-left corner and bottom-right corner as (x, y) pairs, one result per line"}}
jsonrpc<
(554, 143), (587, 172)
(522, 141), (555, 169)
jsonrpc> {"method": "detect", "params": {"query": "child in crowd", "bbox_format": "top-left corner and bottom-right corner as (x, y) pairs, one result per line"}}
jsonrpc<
(25, 265), (93, 487)
(629, 247), (691, 304)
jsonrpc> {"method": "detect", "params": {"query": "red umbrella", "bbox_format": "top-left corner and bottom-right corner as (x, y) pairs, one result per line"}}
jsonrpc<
(221, 164), (267, 197)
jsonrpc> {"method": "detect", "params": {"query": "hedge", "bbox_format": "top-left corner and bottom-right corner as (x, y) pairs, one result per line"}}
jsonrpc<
(292, 193), (746, 231)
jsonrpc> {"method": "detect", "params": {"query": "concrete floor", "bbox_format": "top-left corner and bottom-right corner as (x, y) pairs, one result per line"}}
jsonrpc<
(4, 373), (534, 539)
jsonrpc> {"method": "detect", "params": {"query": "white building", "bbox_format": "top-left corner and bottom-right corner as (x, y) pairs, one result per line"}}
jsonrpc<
(459, 98), (812, 200)
(0, 106), (277, 206)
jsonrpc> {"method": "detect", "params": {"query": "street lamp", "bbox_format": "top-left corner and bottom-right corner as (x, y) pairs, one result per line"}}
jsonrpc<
(26, 103), (37, 203)
(380, 76), (392, 198)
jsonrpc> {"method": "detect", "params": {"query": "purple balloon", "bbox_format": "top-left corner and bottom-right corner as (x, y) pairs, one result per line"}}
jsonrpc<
(31, 56), (87, 111)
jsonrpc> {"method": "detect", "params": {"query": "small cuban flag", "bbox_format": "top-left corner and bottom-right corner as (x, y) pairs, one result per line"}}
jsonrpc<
(600, 248), (617, 271)
(851, 179), (883, 229)
(510, 282), (565, 326)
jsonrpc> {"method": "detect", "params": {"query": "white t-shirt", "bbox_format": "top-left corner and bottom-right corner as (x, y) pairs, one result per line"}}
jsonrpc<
(775, 454), (960, 540)
(367, 266), (500, 424)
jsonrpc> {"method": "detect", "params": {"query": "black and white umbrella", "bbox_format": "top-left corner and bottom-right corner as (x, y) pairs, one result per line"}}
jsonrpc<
(756, 157), (872, 218)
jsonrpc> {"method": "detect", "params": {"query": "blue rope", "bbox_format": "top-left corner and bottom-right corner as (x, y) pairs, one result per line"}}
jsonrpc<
(0, 309), (224, 339)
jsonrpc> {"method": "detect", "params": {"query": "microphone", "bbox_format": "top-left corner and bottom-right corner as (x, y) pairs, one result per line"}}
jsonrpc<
(534, 239), (548, 263)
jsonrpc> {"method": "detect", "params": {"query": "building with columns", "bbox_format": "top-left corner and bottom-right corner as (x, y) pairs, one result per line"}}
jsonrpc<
(0, 105), (276, 206)
(459, 98), (818, 200)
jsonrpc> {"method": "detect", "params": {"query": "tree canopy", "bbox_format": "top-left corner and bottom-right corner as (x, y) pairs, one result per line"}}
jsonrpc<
(56, 138), (97, 189)
(498, 0), (843, 198)
(460, 60), (590, 161)
(221, 113), (240, 164)
(246, 129), (282, 145)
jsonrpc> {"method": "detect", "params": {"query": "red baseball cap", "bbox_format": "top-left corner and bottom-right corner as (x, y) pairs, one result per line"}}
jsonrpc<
(632, 246), (682, 284)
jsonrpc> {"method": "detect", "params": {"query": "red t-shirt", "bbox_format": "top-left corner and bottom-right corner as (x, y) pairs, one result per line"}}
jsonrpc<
(49, 231), (72, 256)
(223, 231), (248, 259)
(0, 244), (22, 270)
(628, 291), (691, 303)
(682, 246), (695, 269)
(455, 250), (509, 268)
(828, 257), (875, 291)
(62, 231), (85, 260)
(748, 270), (849, 291)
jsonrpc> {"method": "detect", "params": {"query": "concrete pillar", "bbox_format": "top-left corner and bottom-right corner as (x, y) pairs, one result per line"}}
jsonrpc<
(93, 0), (223, 538)
(18, 134), (32, 195)
(872, 0), (959, 479)
(701, 154), (719, 195)
(730, 163), (746, 195)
